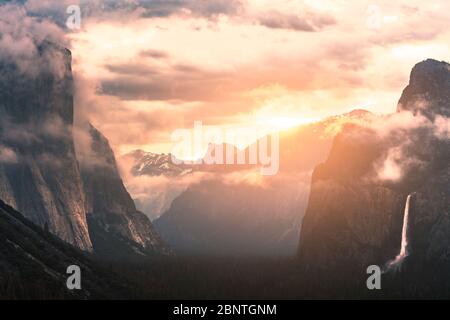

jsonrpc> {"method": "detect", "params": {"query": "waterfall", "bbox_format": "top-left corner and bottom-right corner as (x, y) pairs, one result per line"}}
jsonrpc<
(385, 194), (412, 271)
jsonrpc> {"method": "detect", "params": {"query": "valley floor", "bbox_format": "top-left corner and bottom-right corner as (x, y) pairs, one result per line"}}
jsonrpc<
(3, 253), (450, 300)
(89, 255), (450, 300)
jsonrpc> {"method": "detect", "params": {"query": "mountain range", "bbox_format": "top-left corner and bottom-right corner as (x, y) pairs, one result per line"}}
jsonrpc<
(0, 38), (448, 298)
(125, 110), (375, 255)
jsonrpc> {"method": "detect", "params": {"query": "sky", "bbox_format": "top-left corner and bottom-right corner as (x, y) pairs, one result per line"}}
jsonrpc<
(3, 0), (450, 156)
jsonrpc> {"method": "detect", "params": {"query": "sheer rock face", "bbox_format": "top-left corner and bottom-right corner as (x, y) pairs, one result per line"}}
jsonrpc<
(410, 167), (450, 263)
(80, 124), (166, 255)
(0, 42), (92, 251)
(299, 59), (450, 277)
(392, 60), (450, 266)
(0, 41), (165, 255)
(298, 128), (406, 273)
(398, 59), (450, 119)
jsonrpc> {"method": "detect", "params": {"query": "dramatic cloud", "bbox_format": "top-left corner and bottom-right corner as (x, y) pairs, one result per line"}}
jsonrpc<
(139, 49), (170, 60)
(255, 9), (335, 32)
(374, 144), (424, 183)
(22, 0), (245, 22)
(136, 0), (245, 18)
(100, 62), (233, 101)
(4, 0), (448, 164)
(0, 3), (66, 76)
(366, 109), (449, 183)
(104, 63), (161, 76)
(73, 122), (113, 170)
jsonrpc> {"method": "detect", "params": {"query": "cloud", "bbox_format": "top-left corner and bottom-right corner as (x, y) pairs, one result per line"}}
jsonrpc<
(139, 49), (170, 60)
(73, 70), (188, 149)
(364, 108), (449, 183)
(73, 122), (109, 170)
(120, 154), (313, 220)
(255, 9), (336, 32)
(98, 35), (371, 104)
(221, 169), (268, 187)
(118, 155), (213, 219)
(368, 107), (450, 142)
(50, 0), (450, 159)
(20, 0), (337, 33)
(0, 145), (18, 164)
(374, 145), (421, 183)
(104, 63), (161, 76)
(0, 114), (72, 149)
(122, 0), (245, 19)
(24, 0), (79, 26)
(100, 62), (232, 101)
(368, 111), (429, 138)
(32, 0), (243, 22)
(368, 4), (450, 45)
(0, 3), (67, 77)
(434, 115), (450, 139)
(0, 0), (246, 37)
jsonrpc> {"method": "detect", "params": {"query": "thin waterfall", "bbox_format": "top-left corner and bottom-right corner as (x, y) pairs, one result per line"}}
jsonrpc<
(385, 194), (412, 271)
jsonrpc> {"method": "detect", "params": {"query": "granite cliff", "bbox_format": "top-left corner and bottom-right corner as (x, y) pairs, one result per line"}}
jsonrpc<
(298, 59), (450, 293)
(0, 41), (165, 257)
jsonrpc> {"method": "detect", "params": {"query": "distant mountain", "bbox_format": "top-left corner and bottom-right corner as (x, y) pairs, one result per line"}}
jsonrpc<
(154, 176), (308, 256)
(124, 108), (375, 181)
(0, 40), (166, 258)
(298, 59), (450, 292)
(0, 199), (130, 299)
(123, 150), (191, 177)
(151, 111), (374, 256)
